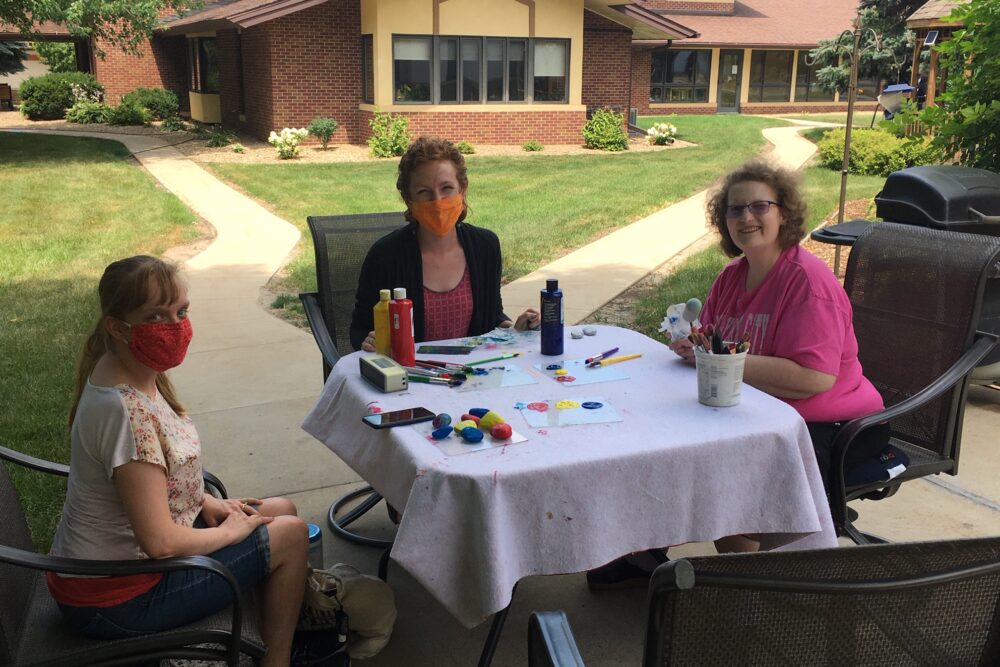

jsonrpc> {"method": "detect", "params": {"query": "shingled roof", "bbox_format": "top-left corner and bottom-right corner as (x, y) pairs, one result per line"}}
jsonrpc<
(635, 0), (862, 48)
(906, 0), (966, 28)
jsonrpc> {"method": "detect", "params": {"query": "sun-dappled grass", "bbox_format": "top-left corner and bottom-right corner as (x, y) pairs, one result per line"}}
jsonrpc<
(207, 115), (790, 297)
(0, 133), (198, 549)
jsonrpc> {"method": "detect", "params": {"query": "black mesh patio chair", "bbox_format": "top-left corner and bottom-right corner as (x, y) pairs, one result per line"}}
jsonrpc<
(299, 212), (406, 549)
(0, 454), (265, 666)
(831, 222), (1000, 543)
(529, 536), (1000, 666)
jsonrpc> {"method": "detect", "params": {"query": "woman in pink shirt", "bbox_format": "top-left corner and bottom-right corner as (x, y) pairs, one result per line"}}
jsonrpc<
(670, 160), (888, 553)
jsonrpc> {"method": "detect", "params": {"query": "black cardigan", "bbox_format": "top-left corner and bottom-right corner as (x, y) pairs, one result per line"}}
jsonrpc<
(349, 222), (510, 350)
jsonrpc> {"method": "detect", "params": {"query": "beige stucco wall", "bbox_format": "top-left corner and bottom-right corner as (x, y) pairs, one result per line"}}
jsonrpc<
(362, 0), (585, 111)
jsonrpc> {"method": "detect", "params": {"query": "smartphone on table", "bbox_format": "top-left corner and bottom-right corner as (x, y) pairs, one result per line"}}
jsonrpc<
(362, 407), (435, 429)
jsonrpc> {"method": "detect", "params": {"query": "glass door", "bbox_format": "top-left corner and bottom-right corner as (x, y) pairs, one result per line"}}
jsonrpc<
(717, 50), (743, 113)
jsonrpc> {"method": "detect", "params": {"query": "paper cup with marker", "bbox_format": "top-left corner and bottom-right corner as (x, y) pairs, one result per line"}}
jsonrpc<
(693, 331), (751, 407)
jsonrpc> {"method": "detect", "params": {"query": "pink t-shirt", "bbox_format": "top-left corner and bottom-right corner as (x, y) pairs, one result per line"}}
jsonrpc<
(700, 245), (883, 423)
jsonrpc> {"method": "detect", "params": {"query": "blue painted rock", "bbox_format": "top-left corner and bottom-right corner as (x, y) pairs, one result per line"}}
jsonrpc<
(432, 413), (452, 429)
(431, 425), (454, 440)
(460, 426), (484, 443)
(469, 407), (490, 418)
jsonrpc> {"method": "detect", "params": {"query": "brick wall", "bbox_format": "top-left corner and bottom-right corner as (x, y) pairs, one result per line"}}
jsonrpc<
(582, 11), (632, 114)
(359, 108), (588, 145)
(630, 48), (653, 115)
(91, 35), (188, 107)
(639, 0), (734, 12)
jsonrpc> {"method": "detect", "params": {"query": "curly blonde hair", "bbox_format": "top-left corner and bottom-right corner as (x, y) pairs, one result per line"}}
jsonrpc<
(706, 160), (808, 258)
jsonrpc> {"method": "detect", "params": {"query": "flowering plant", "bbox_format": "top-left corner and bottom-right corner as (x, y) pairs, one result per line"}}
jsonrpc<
(268, 127), (309, 159)
(646, 122), (677, 145)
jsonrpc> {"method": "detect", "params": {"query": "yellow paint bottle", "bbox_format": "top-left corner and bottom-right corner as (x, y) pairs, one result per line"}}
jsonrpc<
(373, 289), (392, 356)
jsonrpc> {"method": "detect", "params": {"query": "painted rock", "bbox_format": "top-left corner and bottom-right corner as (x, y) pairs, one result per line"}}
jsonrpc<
(460, 426), (484, 443)
(460, 413), (481, 424)
(583, 326), (597, 336)
(432, 413), (452, 429)
(491, 423), (513, 440)
(431, 425), (454, 440)
(455, 419), (478, 432)
(478, 411), (505, 431)
(469, 407), (490, 418)
(570, 329), (584, 339)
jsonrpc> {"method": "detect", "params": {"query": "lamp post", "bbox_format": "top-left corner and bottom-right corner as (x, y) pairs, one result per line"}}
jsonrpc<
(837, 14), (881, 226)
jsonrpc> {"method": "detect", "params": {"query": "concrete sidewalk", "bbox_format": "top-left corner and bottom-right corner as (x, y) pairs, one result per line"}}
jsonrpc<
(10, 125), (999, 665)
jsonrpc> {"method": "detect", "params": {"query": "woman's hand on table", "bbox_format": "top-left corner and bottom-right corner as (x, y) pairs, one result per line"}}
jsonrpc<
(362, 330), (377, 352)
(513, 308), (540, 331)
(669, 337), (696, 364)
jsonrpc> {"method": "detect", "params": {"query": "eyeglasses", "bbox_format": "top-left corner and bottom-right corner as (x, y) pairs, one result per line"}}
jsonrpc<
(725, 200), (780, 219)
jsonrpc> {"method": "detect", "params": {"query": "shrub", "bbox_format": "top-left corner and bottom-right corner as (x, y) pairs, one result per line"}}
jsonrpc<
(367, 109), (410, 158)
(160, 115), (187, 132)
(231, 143), (247, 154)
(307, 116), (339, 149)
(64, 100), (110, 124)
(582, 107), (629, 151)
(269, 127), (309, 159)
(816, 127), (943, 177)
(522, 140), (544, 152)
(455, 140), (475, 155)
(18, 72), (103, 120)
(646, 122), (677, 146)
(206, 128), (235, 147)
(120, 87), (179, 120)
(106, 100), (151, 126)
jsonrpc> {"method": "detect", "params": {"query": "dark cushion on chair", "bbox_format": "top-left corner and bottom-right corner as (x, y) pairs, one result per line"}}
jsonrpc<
(844, 445), (911, 488)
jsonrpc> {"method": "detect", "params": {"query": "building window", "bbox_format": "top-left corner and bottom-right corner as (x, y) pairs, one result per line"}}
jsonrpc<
(362, 34), (374, 104)
(794, 51), (834, 102)
(748, 50), (792, 103)
(188, 37), (219, 94)
(649, 49), (710, 103)
(394, 36), (432, 102)
(392, 35), (568, 104)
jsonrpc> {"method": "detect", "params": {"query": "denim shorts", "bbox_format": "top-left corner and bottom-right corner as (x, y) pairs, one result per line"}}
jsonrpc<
(57, 523), (271, 639)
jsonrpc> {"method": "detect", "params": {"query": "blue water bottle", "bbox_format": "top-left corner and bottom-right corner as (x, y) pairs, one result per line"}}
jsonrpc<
(540, 278), (564, 356)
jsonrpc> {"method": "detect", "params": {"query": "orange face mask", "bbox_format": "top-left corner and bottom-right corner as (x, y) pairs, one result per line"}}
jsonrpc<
(410, 195), (465, 237)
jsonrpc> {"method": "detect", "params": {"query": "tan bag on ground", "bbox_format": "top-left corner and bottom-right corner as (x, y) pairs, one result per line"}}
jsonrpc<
(299, 563), (397, 659)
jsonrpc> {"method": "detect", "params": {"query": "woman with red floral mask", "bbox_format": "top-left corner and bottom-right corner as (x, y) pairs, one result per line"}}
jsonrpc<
(351, 136), (539, 352)
(49, 256), (310, 666)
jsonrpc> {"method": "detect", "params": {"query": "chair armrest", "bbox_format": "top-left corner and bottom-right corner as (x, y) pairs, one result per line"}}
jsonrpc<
(831, 332), (998, 484)
(299, 291), (341, 368)
(0, 445), (69, 476)
(202, 470), (228, 499)
(0, 545), (247, 665)
(528, 611), (585, 667)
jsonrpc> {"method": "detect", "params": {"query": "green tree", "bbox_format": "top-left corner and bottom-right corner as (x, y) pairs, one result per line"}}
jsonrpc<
(809, 2), (924, 93)
(1, 1), (202, 54)
(0, 41), (28, 76)
(921, 0), (1000, 171)
(35, 42), (77, 72)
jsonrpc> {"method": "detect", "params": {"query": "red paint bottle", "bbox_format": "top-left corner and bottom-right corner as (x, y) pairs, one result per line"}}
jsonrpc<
(390, 287), (415, 367)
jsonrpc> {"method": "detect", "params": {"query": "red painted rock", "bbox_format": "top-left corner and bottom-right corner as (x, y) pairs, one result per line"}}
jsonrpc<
(490, 423), (513, 440)
(460, 413), (481, 424)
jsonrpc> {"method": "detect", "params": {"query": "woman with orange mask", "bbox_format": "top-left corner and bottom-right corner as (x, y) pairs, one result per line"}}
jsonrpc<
(351, 136), (539, 351)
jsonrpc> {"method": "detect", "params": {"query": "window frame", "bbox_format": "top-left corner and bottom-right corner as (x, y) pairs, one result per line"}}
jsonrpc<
(187, 37), (219, 95)
(391, 34), (569, 105)
(794, 51), (834, 103)
(748, 49), (793, 104)
(648, 48), (711, 104)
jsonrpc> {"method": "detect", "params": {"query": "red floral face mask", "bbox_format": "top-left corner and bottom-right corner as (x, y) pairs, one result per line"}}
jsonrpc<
(124, 319), (193, 373)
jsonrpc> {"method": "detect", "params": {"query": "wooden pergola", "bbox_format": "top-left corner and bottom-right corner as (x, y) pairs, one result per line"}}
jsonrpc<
(905, 0), (967, 107)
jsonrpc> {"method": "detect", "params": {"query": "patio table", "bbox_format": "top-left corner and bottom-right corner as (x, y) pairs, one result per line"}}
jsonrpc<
(302, 325), (836, 630)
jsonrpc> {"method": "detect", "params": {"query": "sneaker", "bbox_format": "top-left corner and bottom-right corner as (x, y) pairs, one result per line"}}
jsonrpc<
(586, 549), (669, 591)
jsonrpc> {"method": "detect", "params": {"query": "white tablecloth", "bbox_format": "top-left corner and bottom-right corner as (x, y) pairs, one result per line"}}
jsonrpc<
(302, 325), (836, 628)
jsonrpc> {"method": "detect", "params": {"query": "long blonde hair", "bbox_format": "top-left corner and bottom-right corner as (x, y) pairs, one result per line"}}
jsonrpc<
(69, 256), (187, 425)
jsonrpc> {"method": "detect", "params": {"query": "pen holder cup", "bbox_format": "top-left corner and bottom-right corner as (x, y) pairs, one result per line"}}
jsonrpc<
(695, 347), (747, 407)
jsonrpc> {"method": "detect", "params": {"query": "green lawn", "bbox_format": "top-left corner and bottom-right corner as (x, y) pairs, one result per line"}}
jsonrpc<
(633, 165), (886, 338)
(0, 132), (198, 549)
(207, 115), (790, 312)
(776, 112), (877, 127)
